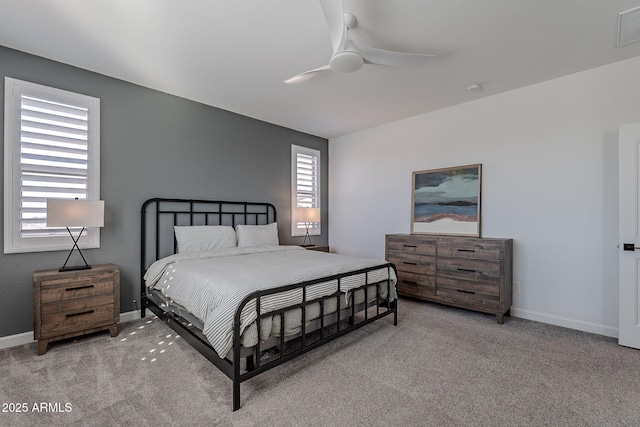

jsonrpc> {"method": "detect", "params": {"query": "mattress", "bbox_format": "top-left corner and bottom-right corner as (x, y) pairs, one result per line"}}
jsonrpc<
(144, 245), (397, 358)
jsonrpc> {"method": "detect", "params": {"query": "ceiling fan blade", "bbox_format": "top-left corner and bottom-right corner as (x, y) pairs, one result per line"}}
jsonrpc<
(319, 0), (346, 52)
(284, 65), (331, 85)
(354, 42), (434, 68)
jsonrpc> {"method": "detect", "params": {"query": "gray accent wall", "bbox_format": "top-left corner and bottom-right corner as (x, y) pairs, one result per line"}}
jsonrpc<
(0, 45), (328, 338)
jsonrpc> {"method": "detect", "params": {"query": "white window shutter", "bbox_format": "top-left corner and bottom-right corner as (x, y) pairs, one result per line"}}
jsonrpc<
(20, 95), (90, 237)
(4, 78), (100, 253)
(291, 145), (320, 237)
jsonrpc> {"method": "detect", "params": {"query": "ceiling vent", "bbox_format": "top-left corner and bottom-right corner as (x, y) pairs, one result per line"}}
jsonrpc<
(618, 6), (640, 47)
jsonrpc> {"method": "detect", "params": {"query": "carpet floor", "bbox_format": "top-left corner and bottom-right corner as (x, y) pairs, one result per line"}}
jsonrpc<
(1, 298), (639, 426)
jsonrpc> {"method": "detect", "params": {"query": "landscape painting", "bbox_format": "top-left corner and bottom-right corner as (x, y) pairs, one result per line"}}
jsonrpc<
(411, 164), (481, 236)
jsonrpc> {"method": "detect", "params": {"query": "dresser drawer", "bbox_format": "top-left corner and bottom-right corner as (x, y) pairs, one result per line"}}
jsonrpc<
(40, 273), (116, 303)
(396, 271), (436, 297)
(437, 239), (502, 261)
(387, 235), (436, 256)
(436, 277), (500, 310)
(387, 253), (436, 275)
(437, 257), (501, 284)
(437, 276), (499, 297)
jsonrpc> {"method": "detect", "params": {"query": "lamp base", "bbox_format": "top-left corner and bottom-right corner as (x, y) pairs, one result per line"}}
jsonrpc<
(300, 244), (315, 248)
(302, 228), (313, 247)
(58, 227), (92, 272)
(59, 264), (92, 272)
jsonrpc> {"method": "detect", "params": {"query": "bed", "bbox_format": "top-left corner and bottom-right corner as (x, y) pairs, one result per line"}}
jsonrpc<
(140, 198), (398, 410)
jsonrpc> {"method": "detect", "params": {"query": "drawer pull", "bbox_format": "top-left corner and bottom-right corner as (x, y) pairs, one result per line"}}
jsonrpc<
(457, 249), (476, 252)
(65, 284), (95, 291)
(403, 262), (418, 265)
(456, 289), (476, 295)
(66, 310), (95, 318)
(457, 268), (476, 273)
(403, 244), (417, 248)
(403, 280), (418, 285)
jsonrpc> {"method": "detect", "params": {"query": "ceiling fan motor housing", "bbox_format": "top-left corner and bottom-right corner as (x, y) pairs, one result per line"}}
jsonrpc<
(329, 50), (364, 73)
(284, 3), (433, 84)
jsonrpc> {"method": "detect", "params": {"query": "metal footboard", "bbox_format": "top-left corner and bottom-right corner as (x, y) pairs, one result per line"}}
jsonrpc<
(231, 263), (397, 410)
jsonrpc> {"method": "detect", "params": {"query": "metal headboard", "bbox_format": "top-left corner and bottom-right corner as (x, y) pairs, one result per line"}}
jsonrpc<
(140, 198), (277, 310)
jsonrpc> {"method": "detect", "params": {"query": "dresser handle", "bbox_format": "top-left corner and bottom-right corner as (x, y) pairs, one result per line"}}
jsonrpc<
(403, 280), (418, 285)
(457, 268), (476, 273)
(403, 262), (417, 265)
(457, 249), (476, 252)
(66, 284), (94, 291)
(456, 289), (475, 295)
(403, 244), (417, 248)
(66, 310), (95, 318)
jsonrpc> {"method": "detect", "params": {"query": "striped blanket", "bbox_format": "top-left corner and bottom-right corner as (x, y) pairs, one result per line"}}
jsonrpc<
(144, 245), (396, 358)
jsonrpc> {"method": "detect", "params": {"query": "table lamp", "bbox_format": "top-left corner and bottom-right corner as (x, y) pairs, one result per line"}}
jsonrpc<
(295, 207), (320, 247)
(46, 199), (104, 272)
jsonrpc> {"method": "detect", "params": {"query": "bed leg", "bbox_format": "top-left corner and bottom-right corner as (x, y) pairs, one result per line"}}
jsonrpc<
(393, 300), (398, 326)
(140, 296), (146, 318)
(233, 380), (240, 411)
(246, 355), (255, 371)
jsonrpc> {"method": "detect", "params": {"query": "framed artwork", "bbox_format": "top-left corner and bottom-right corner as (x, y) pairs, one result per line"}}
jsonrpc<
(411, 164), (482, 237)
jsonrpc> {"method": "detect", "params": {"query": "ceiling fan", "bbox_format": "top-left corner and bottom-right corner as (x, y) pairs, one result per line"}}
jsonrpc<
(284, 0), (434, 84)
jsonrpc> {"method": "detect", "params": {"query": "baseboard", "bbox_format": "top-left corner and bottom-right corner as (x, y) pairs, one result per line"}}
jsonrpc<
(511, 307), (618, 338)
(0, 331), (35, 350)
(0, 309), (144, 351)
(119, 309), (143, 323)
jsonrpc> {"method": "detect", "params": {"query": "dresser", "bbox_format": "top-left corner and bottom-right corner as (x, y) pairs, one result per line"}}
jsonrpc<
(33, 263), (120, 355)
(386, 234), (512, 323)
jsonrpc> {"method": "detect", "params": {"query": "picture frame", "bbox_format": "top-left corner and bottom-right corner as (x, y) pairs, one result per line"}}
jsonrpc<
(411, 164), (482, 237)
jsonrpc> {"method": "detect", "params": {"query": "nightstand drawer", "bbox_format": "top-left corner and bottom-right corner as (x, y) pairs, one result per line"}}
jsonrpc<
(304, 245), (329, 252)
(40, 273), (115, 303)
(40, 301), (116, 339)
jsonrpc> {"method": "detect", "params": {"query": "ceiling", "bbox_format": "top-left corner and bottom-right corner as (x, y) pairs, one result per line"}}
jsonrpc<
(1, 0), (640, 139)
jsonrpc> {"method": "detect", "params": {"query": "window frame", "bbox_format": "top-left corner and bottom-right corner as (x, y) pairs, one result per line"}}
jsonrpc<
(291, 144), (321, 237)
(4, 77), (101, 254)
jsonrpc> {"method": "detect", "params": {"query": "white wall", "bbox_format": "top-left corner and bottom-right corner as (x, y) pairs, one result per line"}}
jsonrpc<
(329, 56), (640, 337)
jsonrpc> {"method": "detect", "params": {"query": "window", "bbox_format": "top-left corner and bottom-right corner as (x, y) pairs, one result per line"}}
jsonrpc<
(291, 144), (320, 237)
(4, 78), (100, 254)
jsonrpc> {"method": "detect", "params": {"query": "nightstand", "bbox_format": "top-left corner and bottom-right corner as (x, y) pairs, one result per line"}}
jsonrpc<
(303, 245), (330, 252)
(33, 263), (120, 355)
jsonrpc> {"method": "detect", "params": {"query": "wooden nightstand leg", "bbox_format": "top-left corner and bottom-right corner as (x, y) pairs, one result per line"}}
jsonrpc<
(108, 324), (118, 337)
(496, 313), (504, 325)
(37, 339), (49, 356)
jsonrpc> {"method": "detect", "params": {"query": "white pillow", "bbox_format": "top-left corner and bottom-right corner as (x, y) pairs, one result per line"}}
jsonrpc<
(236, 222), (279, 247)
(174, 225), (237, 253)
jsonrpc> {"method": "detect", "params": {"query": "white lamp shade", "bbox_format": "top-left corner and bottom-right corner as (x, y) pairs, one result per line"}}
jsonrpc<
(46, 199), (105, 228)
(295, 207), (320, 223)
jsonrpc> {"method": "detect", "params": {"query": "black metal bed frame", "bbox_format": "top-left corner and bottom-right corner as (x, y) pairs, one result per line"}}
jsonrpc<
(140, 198), (397, 411)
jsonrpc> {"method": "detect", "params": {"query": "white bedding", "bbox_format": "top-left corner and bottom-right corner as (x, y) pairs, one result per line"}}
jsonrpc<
(144, 245), (397, 358)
